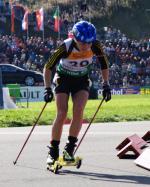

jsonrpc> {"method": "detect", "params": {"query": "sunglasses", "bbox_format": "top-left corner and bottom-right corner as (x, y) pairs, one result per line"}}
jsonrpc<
(78, 41), (92, 45)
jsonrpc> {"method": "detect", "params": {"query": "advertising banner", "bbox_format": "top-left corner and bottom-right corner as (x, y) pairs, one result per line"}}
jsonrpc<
(123, 86), (140, 94)
(19, 86), (45, 102)
(8, 85), (146, 102)
(98, 88), (123, 96)
(140, 87), (150, 95)
(98, 86), (140, 96)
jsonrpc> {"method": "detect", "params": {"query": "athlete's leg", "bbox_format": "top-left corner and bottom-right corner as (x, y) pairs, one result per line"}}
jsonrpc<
(63, 90), (89, 161)
(51, 93), (69, 141)
(69, 90), (89, 137)
(47, 93), (69, 165)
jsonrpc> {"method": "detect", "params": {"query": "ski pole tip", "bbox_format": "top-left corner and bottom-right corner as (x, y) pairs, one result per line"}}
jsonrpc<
(13, 161), (17, 165)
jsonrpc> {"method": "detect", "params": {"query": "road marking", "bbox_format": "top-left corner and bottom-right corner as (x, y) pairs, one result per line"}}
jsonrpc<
(0, 132), (145, 135)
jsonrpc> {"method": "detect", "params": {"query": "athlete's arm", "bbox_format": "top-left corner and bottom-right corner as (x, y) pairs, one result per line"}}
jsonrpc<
(101, 69), (109, 84)
(43, 43), (67, 88)
(91, 40), (111, 102)
(43, 68), (52, 88)
(91, 40), (109, 83)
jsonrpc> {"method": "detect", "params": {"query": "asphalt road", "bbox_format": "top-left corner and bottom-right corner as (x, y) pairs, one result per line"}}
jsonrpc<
(0, 121), (150, 187)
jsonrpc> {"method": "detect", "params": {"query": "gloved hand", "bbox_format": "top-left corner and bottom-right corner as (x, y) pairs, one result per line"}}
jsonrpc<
(102, 82), (111, 102)
(44, 87), (53, 103)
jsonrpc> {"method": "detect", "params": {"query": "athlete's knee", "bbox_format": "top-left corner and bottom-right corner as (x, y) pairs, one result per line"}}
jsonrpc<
(56, 110), (68, 120)
(74, 106), (84, 117)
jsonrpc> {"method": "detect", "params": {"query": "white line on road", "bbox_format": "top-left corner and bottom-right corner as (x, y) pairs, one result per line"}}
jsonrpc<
(0, 132), (145, 135)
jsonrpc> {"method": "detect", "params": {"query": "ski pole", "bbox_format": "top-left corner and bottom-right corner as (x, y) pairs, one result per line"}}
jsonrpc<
(13, 102), (47, 165)
(74, 98), (105, 155)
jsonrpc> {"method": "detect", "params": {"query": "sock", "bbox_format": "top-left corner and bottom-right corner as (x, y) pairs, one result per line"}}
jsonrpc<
(50, 140), (60, 148)
(68, 136), (78, 145)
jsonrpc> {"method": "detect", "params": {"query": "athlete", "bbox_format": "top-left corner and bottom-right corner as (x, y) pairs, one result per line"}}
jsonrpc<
(43, 21), (111, 166)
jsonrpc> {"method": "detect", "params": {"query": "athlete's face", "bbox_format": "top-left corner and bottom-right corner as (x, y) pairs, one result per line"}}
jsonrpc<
(76, 41), (92, 51)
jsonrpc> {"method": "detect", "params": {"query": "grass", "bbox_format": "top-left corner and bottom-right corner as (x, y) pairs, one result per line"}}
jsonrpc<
(0, 94), (150, 128)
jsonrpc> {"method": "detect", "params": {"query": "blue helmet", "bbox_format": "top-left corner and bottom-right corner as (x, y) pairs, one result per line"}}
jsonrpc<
(72, 21), (96, 43)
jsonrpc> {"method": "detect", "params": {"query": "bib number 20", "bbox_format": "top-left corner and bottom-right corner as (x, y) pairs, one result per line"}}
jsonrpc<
(70, 60), (89, 67)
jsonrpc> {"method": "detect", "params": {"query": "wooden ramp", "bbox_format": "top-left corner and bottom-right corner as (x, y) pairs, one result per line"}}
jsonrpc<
(116, 134), (147, 159)
(134, 148), (150, 170)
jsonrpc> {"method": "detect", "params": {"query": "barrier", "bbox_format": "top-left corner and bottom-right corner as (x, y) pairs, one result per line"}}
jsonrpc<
(116, 134), (147, 159)
(6, 84), (29, 108)
(3, 87), (17, 109)
(142, 131), (150, 142)
(6, 84), (21, 100)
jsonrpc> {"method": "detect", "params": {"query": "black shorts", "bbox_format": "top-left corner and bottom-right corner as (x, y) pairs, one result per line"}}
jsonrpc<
(53, 73), (91, 96)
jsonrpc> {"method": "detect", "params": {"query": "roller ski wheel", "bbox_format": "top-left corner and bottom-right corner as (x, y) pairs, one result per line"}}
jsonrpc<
(76, 158), (82, 169)
(46, 163), (54, 171)
(47, 162), (60, 174)
(53, 164), (59, 174)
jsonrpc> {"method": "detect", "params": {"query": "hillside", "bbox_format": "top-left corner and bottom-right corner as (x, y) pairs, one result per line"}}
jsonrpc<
(95, 0), (150, 39)
(8, 0), (150, 39)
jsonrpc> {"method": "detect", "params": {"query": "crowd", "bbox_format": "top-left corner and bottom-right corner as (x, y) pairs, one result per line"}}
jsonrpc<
(0, 1), (150, 89)
(0, 35), (59, 72)
(102, 27), (150, 88)
(0, 30), (150, 89)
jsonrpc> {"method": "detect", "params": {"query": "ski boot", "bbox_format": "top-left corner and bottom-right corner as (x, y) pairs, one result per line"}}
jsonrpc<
(61, 136), (82, 168)
(46, 141), (60, 173)
(63, 136), (78, 162)
(63, 144), (76, 162)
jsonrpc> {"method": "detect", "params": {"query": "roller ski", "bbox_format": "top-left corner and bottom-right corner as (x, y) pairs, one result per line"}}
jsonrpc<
(46, 145), (60, 173)
(47, 155), (82, 174)
(46, 137), (82, 174)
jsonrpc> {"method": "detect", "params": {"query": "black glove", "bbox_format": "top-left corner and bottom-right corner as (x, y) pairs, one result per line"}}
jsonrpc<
(102, 82), (111, 102)
(44, 87), (53, 103)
